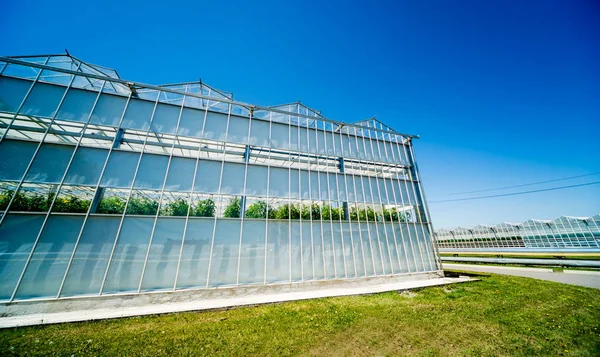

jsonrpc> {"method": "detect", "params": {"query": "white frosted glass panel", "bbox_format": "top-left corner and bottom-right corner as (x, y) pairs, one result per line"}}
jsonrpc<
(345, 175), (356, 202)
(289, 125), (298, 151)
(341, 223), (356, 278)
(0, 77), (31, 113)
(376, 223), (393, 274)
(315, 129), (325, 154)
(227, 115), (249, 144)
(360, 222), (375, 276)
(371, 177), (382, 203)
(56, 88), (97, 122)
(290, 221), (302, 282)
(203, 112), (227, 141)
(61, 216), (120, 297)
(177, 107), (205, 138)
(369, 223), (384, 275)
(350, 222), (365, 277)
(338, 174), (347, 201)
(376, 141), (387, 163)
(208, 219), (240, 286)
(363, 178), (374, 203)
(322, 223), (335, 279)
(165, 157), (195, 192)
(121, 98), (155, 131)
(20, 82), (66, 118)
(0, 214), (45, 300)
(298, 127), (309, 153)
(384, 224), (402, 273)
(151, 103), (181, 134)
(324, 132), (335, 156)
(193, 160), (221, 193)
(249, 118), (269, 146)
(347, 136), (358, 159)
(398, 224), (418, 273)
(221, 162), (245, 195)
(301, 221), (313, 280)
(332, 223), (345, 278)
(333, 132), (343, 156)
(238, 220), (265, 284)
(90, 93), (127, 127)
(265, 220), (290, 283)
(15, 215), (84, 299)
(299, 170), (310, 199)
(270, 122), (289, 149)
(290, 169), (300, 199)
(309, 171), (319, 199)
(268, 167), (289, 198)
(319, 172), (329, 201)
(311, 223), (325, 279)
(0, 140), (38, 181)
(25, 143), (74, 183)
(176, 217), (213, 289)
(100, 150), (140, 188)
(415, 224), (436, 271)
(133, 153), (169, 189)
(328, 174), (339, 202)
(140, 217), (185, 291)
(354, 176), (365, 202)
(103, 217), (154, 293)
(64, 147), (109, 185)
(245, 165), (268, 197)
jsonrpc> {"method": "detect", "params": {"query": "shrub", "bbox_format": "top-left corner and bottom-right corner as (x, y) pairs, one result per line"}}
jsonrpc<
(223, 197), (241, 218)
(52, 195), (91, 213)
(126, 196), (159, 215)
(245, 200), (272, 219)
(97, 196), (127, 214)
(192, 198), (215, 217)
(164, 198), (190, 216)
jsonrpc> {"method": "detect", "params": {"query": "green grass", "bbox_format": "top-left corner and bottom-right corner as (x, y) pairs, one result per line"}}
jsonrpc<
(1, 272), (599, 356)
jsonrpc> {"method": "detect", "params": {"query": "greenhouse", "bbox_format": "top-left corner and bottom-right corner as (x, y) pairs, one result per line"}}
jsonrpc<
(0, 53), (440, 303)
(435, 215), (600, 250)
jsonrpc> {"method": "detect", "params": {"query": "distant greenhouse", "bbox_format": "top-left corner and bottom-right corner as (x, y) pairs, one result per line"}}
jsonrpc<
(435, 215), (600, 250)
(0, 53), (440, 303)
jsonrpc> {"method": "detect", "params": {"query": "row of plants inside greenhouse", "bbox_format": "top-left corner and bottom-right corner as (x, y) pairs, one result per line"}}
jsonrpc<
(0, 188), (411, 221)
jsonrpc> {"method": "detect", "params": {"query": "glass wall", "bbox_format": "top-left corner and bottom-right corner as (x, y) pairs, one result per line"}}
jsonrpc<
(0, 54), (440, 302)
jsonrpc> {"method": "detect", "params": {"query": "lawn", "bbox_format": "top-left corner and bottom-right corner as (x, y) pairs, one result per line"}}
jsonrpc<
(1, 272), (599, 356)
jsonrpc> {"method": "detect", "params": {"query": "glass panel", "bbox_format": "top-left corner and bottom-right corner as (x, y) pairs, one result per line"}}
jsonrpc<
(220, 162), (245, 195)
(270, 122), (289, 149)
(360, 221), (375, 276)
(164, 157), (195, 192)
(384, 223), (402, 273)
(290, 221), (302, 282)
(311, 223), (325, 279)
(121, 98), (155, 131)
(350, 221), (365, 277)
(208, 219), (240, 286)
(245, 164), (268, 197)
(133, 153), (169, 190)
(100, 150), (140, 188)
(300, 170), (310, 199)
(249, 118), (269, 147)
(102, 216), (154, 293)
(368, 222), (384, 275)
(177, 107), (205, 138)
(398, 224), (418, 273)
(0, 139), (38, 181)
(15, 215), (84, 299)
(290, 169), (300, 199)
(64, 147), (109, 185)
(238, 219), (265, 284)
(332, 222), (345, 278)
(322, 223), (335, 279)
(203, 112), (227, 141)
(89, 93), (127, 127)
(0, 213), (45, 300)
(56, 87), (98, 122)
(25, 143), (74, 183)
(193, 159), (221, 193)
(268, 167), (289, 198)
(341, 222), (356, 278)
(301, 221), (313, 280)
(140, 217), (186, 291)
(227, 115), (249, 144)
(265, 220), (290, 283)
(20, 82), (66, 118)
(376, 222), (392, 274)
(60, 216), (120, 297)
(176, 217), (213, 289)
(0, 76), (32, 113)
(151, 103), (181, 135)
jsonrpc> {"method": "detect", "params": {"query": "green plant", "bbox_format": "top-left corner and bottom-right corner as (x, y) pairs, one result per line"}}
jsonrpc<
(126, 196), (159, 215)
(245, 200), (272, 219)
(52, 195), (91, 213)
(192, 198), (216, 217)
(272, 203), (300, 220)
(163, 198), (190, 216)
(223, 197), (241, 218)
(0, 189), (14, 211)
(97, 196), (127, 214)
(9, 190), (53, 212)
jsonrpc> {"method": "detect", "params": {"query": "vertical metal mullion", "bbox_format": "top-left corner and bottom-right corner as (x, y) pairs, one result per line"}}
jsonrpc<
(287, 110), (293, 283)
(172, 90), (211, 290)
(263, 112), (273, 284)
(98, 91), (162, 295)
(321, 121), (338, 278)
(297, 115), (304, 283)
(57, 88), (134, 298)
(306, 120), (316, 281)
(137, 92), (187, 293)
(205, 103), (233, 287)
(0, 56), (51, 144)
(314, 119), (327, 279)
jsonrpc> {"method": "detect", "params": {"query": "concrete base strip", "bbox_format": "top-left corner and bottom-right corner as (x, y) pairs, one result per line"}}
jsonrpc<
(563, 269), (600, 276)
(0, 276), (471, 328)
(444, 263), (553, 273)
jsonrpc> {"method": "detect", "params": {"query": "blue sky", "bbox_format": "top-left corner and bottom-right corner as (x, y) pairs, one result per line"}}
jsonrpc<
(1, 0), (598, 228)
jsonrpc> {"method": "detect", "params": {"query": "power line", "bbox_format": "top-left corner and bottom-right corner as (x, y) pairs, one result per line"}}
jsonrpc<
(428, 181), (600, 203)
(432, 171), (600, 197)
